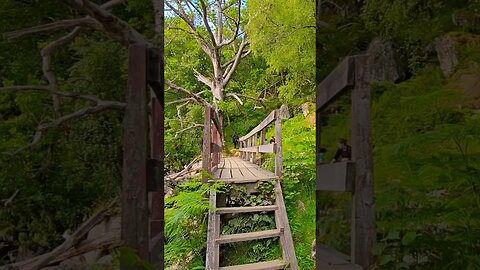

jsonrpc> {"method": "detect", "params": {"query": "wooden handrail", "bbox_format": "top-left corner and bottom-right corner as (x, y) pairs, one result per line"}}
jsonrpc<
(239, 109), (282, 177)
(239, 110), (275, 142)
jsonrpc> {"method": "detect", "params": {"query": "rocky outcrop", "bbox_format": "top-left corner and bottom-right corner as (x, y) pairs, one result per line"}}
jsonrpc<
(279, 104), (292, 119)
(434, 35), (459, 77)
(367, 37), (406, 83)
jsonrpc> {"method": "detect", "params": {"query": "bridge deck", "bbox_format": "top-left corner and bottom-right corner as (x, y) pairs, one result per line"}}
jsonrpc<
(211, 157), (277, 183)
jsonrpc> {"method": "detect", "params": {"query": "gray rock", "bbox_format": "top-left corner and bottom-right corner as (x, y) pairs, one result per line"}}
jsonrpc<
(434, 35), (459, 77)
(300, 103), (310, 117)
(96, 255), (113, 267)
(279, 104), (291, 119)
(367, 37), (406, 83)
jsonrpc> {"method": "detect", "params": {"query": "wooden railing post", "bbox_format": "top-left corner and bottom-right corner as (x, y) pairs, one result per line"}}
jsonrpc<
(122, 44), (149, 266)
(202, 105), (212, 182)
(351, 55), (374, 268)
(275, 109), (282, 178)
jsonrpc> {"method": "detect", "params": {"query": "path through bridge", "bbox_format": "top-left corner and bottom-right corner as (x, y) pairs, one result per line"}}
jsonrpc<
(202, 108), (298, 270)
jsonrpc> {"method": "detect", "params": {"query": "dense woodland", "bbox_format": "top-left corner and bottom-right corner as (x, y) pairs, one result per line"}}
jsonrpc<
(0, 0), (479, 269)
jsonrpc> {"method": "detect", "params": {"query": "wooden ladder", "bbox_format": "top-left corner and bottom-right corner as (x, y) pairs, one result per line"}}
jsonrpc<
(206, 179), (298, 270)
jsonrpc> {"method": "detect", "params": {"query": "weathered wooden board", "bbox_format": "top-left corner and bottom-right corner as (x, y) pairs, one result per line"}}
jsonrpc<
(317, 244), (362, 270)
(239, 146), (258, 153)
(316, 162), (356, 192)
(258, 144), (275, 153)
(122, 44), (149, 263)
(202, 105), (212, 182)
(219, 260), (286, 270)
(316, 56), (355, 111)
(216, 229), (281, 244)
(216, 205), (278, 214)
(351, 55), (375, 268)
(274, 181), (298, 269)
(274, 110), (282, 178)
(239, 110), (275, 141)
(206, 190), (219, 270)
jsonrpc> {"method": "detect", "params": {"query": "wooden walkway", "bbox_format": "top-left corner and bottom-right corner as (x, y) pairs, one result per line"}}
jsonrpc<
(206, 157), (298, 270)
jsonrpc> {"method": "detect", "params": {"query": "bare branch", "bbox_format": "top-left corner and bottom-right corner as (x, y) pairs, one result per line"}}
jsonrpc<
(41, 27), (82, 117)
(0, 85), (114, 104)
(100, 0), (125, 9)
(166, 97), (196, 105)
(60, 0), (149, 46)
(223, 37), (249, 84)
(165, 80), (207, 105)
(223, 49), (251, 73)
(176, 101), (191, 129)
(217, 0), (241, 48)
(194, 69), (213, 88)
(2, 18), (96, 39)
(175, 123), (204, 137)
(226, 92), (266, 107)
(2, 190), (19, 207)
(199, 0), (217, 45)
(3, 101), (125, 155)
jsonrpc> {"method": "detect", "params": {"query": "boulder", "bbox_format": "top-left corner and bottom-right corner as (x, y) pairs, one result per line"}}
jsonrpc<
(96, 255), (113, 267)
(367, 37), (406, 83)
(434, 35), (459, 77)
(279, 104), (292, 119)
(301, 103), (310, 117)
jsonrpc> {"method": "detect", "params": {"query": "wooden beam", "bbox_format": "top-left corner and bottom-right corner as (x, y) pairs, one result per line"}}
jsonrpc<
(317, 244), (362, 270)
(274, 110), (282, 178)
(258, 143), (276, 153)
(316, 162), (355, 192)
(351, 55), (375, 268)
(239, 110), (275, 141)
(202, 105), (212, 182)
(219, 260), (286, 270)
(216, 205), (278, 214)
(206, 190), (219, 270)
(122, 44), (149, 264)
(274, 181), (298, 269)
(316, 56), (355, 111)
(239, 146), (258, 153)
(216, 229), (282, 244)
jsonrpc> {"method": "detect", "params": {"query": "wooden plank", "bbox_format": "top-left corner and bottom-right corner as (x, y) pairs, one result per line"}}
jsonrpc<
(316, 162), (356, 192)
(274, 181), (298, 269)
(274, 110), (282, 178)
(258, 144), (275, 153)
(317, 244), (362, 270)
(211, 143), (221, 153)
(231, 168), (243, 179)
(208, 177), (277, 184)
(216, 205), (278, 214)
(206, 190), (219, 269)
(239, 110), (275, 141)
(122, 44), (149, 264)
(316, 56), (355, 111)
(239, 146), (258, 153)
(216, 229), (282, 244)
(219, 260), (286, 270)
(351, 55), (375, 268)
(210, 107), (223, 135)
(202, 105), (212, 182)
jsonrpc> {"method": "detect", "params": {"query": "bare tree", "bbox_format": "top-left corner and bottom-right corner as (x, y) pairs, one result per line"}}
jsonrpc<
(164, 0), (259, 104)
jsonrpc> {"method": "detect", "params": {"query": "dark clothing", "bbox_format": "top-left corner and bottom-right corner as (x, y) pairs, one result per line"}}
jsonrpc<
(269, 137), (275, 144)
(334, 145), (351, 162)
(233, 134), (239, 148)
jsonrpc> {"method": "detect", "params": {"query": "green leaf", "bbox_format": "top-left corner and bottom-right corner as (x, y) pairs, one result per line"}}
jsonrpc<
(401, 232), (417, 246)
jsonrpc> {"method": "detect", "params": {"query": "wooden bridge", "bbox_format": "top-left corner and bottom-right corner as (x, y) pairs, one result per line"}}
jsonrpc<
(202, 108), (298, 270)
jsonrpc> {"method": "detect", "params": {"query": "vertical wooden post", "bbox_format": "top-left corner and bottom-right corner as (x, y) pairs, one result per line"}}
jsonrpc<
(252, 133), (257, 164)
(147, 44), (164, 269)
(122, 44), (149, 266)
(351, 55), (375, 268)
(202, 105), (212, 182)
(275, 109), (282, 178)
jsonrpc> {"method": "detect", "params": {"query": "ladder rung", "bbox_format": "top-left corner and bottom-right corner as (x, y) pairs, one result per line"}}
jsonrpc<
(208, 177), (277, 184)
(216, 229), (282, 244)
(219, 259), (286, 270)
(216, 205), (278, 214)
